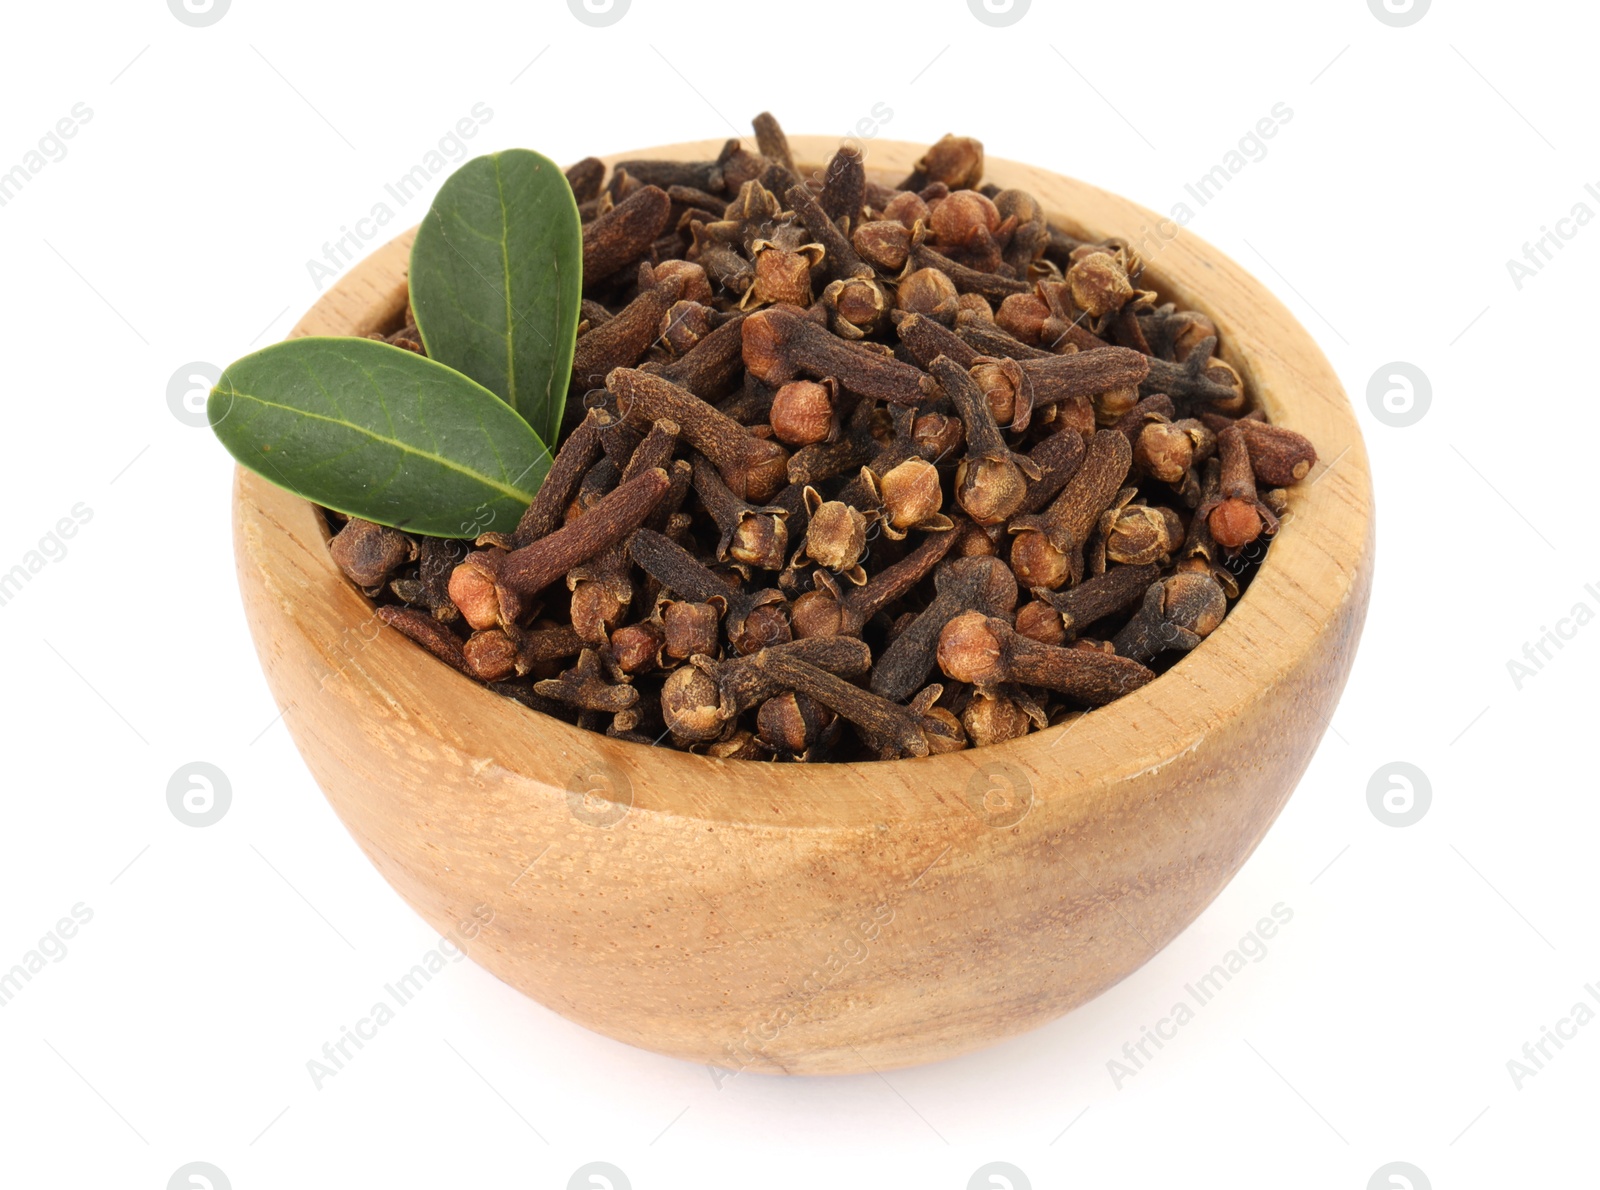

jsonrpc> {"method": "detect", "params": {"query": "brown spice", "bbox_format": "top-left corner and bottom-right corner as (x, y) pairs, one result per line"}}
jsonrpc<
(450, 467), (670, 630)
(338, 117), (1322, 764)
(937, 612), (1155, 704)
(1009, 429), (1132, 588)
(330, 518), (416, 588)
(583, 185), (672, 285)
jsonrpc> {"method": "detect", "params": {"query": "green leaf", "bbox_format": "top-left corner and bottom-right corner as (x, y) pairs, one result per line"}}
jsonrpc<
(409, 148), (583, 445)
(209, 337), (549, 539)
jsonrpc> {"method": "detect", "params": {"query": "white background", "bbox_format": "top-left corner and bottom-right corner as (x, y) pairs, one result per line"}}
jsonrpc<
(1, 1), (1593, 1187)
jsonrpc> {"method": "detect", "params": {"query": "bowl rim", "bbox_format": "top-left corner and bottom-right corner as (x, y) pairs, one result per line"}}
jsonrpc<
(237, 134), (1372, 833)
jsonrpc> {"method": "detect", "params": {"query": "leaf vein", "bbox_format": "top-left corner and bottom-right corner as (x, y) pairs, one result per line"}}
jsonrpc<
(215, 385), (532, 502)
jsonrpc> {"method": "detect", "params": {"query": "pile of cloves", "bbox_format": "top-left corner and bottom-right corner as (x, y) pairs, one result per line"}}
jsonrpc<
(326, 114), (1318, 762)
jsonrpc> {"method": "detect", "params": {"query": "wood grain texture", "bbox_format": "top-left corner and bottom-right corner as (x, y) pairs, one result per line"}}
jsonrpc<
(232, 137), (1373, 1075)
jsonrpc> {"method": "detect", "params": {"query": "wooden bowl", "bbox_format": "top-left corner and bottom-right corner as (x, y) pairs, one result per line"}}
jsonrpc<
(232, 137), (1372, 1075)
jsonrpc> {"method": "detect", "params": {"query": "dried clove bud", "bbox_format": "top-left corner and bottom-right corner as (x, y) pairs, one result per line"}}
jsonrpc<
(1170, 311), (1218, 361)
(1095, 491), (1184, 569)
(996, 292), (1052, 345)
(937, 612), (1155, 704)
(415, 537), (466, 621)
(571, 271), (685, 392)
(1111, 572), (1227, 663)
(871, 556), (1018, 702)
(797, 487), (870, 584)
(1202, 357), (1248, 415)
(1134, 418), (1215, 486)
(955, 293), (993, 322)
(785, 402), (878, 487)
(1200, 425), (1280, 550)
(1140, 336), (1243, 412)
(687, 637), (873, 727)
(567, 543), (634, 644)
(608, 620), (665, 675)
(756, 691), (831, 755)
(1111, 394), (1176, 444)
(873, 457), (952, 539)
(953, 519), (1005, 558)
(971, 356), (1031, 432)
(786, 182), (871, 283)
(1009, 429), (1132, 588)
(732, 601), (792, 655)
(790, 528), (958, 640)
(583, 185), (672, 285)
(659, 299), (718, 357)
(751, 111), (795, 174)
(957, 310), (1053, 360)
(930, 191), (1002, 250)
(661, 664), (725, 742)
(570, 417), (679, 641)
(450, 467), (670, 630)
(534, 648), (636, 713)
(895, 267), (961, 324)
(629, 527), (784, 643)
(1014, 600), (1068, 646)
(565, 157), (605, 205)
(691, 455), (789, 570)
(1215, 417), (1318, 486)
(1016, 430), (1087, 517)
(697, 728), (760, 760)
(911, 411), (964, 463)
(895, 309), (979, 370)
(377, 605), (474, 678)
(743, 305), (932, 405)
(653, 259), (714, 305)
(612, 158), (722, 194)
(901, 134), (985, 192)
(660, 599), (721, 661)
(751, 649), (930, 759)
(907, 687), (967, 755)
(648, 311), (749, 401)
(464, 629), (520, 682)
(695, 242), (757, 303)
(819, 144), (866, 227)
(853, 220), (913, 273)
(1035, 563), (1161, 639)
(934, 356), (1041, 526)
(1018, 347), (1150, 411)
(962, 690), (1034, 748)
(881, 190), (930, 230)
(751, 243), (821, 307)
(330, 518), (416, 588)
(506, 407), (605, 548)
(769, 379), (836, 447)
(822, 277), (892, 339)
(1066, 251), (1136, 318)
(516, 622), (585, 673)
(611, 367), (787, 501)
(910, 243), (1030, 302)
